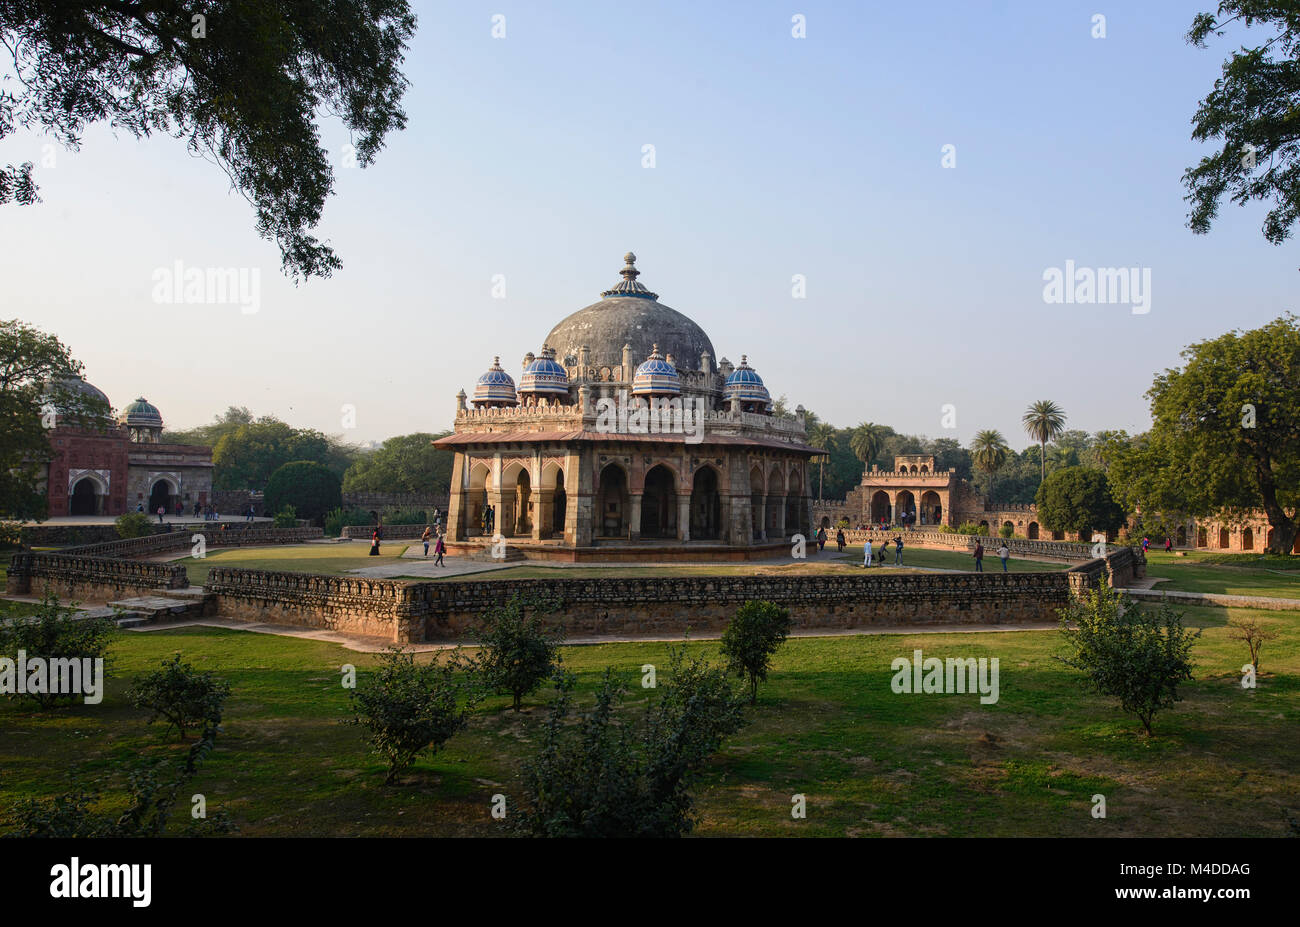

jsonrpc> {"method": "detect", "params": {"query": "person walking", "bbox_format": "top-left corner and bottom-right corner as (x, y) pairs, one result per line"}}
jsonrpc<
(156, 505), (165, 525)
(434, 532), (446, 567)
(421, 525), (432, 557)
(893, 534), (904, 565)
(816, 526), (826, 553)
(1164, 536), (1172, 553)
(863, 539), (873, 567)
(997, 541), (1010, 572)
(369, 529), (381, 556)
(836, 528), (845, 553)
(973, 540), (985, 572)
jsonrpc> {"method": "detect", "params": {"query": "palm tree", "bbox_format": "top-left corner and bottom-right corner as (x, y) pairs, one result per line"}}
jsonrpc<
(970, 429), (1010, 475)
(1022, 400), (1067, 485)
(808, 423), (837, 501)
(849, 422), (886, 471)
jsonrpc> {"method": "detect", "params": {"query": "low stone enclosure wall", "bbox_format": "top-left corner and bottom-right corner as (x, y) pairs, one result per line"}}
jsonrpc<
(6, 552), (189, 599)
(342, 524), (430, 540)
(5, 526), (1144, 644)
(827, 529), (1101, 564)
(193, 547), (1143, 643)
(61, 527), (324, 558)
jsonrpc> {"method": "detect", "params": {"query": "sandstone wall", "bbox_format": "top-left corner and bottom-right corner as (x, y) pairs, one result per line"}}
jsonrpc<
(6, 552), (188, 599)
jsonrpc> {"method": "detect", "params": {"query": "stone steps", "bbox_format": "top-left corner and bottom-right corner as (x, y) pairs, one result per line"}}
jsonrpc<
(106, 591), (212, 626)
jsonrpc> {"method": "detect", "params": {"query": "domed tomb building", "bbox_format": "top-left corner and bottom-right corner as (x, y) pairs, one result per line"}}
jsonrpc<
(39, 381), (213, 517)
(435, 253), (823, 561)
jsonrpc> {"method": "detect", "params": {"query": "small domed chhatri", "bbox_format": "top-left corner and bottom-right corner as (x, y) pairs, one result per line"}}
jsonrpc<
(518, 346), (569, 401)
(120, 397), (164, 443)
(472, 357), (518, 408)
(437, 251), (823, 562)
(631, 344), (682, 397)
(724, 356), (771, 413)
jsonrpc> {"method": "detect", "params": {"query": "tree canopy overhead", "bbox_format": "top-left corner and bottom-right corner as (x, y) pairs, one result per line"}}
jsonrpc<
(0, 0), (416, 280)
(1184, 2), (1300, 258)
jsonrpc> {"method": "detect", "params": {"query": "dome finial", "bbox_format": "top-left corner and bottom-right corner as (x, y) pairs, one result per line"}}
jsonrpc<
(602, 252), (657, 299)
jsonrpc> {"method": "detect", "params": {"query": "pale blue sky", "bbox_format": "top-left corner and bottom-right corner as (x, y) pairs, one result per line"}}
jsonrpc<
(0, 0), (1293, 447)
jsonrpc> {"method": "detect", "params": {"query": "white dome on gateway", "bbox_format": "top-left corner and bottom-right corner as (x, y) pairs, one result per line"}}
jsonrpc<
(436, 251), (822, 561)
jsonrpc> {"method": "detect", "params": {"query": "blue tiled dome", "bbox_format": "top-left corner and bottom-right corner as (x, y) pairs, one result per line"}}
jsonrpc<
(724, 356), (771, 407)
(631, 344), (682, 397)
(120, 397), (163, 428)
(472, 357), (518, 406)
(518, 346), (569, 397)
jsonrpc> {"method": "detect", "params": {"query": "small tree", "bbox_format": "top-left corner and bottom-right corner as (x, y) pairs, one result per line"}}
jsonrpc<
(346, 647), (482, 784)
(1057, 584), (1198, 736)
(115, 511), (154, 539)
(1227, 617), (1280, 675)
(126, 654), (231, 741)
(517, 647), (747, 837)
(0, 590), (115, 709)
(1035, 466), (1125, 539)
(720, 600), (794, 705)
(263, 460), (342, 524)
(272, 505), (298, 528)
(474, 595), (563, 711)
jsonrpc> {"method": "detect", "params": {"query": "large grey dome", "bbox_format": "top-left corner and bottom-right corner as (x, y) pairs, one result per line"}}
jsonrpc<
(545, 253), (715, 371)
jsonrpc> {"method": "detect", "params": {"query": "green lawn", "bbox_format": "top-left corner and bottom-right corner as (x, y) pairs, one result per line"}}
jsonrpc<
(174, 542), (411, 586)
(1143, 550), (1300, 600)
(2, 603), (1297, 837)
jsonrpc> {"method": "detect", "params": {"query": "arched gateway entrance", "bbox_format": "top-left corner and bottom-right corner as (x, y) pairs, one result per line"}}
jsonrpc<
(640, 465), (677, 539)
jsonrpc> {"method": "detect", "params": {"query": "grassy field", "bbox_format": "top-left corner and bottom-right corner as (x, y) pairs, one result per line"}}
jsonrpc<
(174, 543), (412, 586)
(2, 602), (1297, 837)
(1143, 550), (1300, 600)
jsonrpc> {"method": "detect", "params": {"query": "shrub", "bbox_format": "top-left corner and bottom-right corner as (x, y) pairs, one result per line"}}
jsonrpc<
(1056, 584), (1197, 735)
(263, 460), (341, 525)
(272, 505), (298, 528)
(516, 648), (747, 837)
(946, 522), (989, 536)
(0, 591), (116, 709)
(999, 523), (1015, 539)
(8, 723), (235, 836)
(346, 647), (482, 784)
(720, 600), (793, 705)
(126, 653), (231, 741)
(474, 594), (563, 711)
(115, 511), (154, 539)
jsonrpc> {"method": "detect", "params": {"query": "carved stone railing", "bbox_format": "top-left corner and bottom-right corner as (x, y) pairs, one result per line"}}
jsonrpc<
(6, 552), (188, 595)
(63, 527), (324, 558)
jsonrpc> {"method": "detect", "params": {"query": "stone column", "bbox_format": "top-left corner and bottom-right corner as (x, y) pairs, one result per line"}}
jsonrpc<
(677, 495), (691, 541)
(566, 448), (591, 547)
(535, 490), (553, 541)
(629, 493), (642, 541)
(774, 494), (786, 538)
(446, 452), (466, 541)
(756, 496), (767, 541)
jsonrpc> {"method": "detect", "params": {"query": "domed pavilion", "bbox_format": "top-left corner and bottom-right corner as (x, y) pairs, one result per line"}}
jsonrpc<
(435, 253), (822, 560)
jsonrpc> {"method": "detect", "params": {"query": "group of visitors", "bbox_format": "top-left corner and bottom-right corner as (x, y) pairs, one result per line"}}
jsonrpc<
(480, 505), (496, 535)
(860, 534), (907, 566)
(970, 540), (1012, 572)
